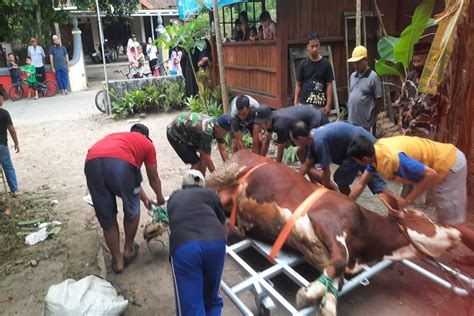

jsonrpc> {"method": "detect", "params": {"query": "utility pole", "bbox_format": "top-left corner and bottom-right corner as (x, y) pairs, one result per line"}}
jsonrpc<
(212, 0), (230, 114)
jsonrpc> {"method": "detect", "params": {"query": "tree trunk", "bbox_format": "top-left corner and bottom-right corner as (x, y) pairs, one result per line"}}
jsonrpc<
(355, 0), (361, 46)
(187, 51), (209, 114)
(212, 0), (230, 114)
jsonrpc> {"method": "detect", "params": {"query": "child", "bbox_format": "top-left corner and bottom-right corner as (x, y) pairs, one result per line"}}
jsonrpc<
(232, 19), (244, 41)
(249, 27), (259, 41)
(24, 57), (38, 100)
(259, 11), (276, 40)
(7, 53), (21, 85)
(135, 45), (145, 78)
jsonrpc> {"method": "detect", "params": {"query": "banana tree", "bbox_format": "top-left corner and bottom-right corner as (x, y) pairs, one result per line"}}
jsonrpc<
(156, 15), (211, 112)
(375, 0), (436, 81)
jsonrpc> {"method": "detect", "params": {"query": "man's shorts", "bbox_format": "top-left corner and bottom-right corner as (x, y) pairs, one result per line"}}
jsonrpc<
(333, 158), (387, 194)
(427, 149), (467, 225)
(84, 158), (142, 229)
(167, 132), (200, 165)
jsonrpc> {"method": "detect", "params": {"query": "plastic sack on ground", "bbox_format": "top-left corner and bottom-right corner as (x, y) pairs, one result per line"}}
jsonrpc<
(44, 275), (128, 316)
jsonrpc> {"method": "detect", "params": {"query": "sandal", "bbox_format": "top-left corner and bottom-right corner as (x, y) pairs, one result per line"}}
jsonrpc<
(123, 242), (140, 266)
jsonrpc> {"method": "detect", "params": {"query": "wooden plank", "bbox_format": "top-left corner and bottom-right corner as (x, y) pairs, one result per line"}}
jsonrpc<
(225, 65), (277, 73)
(275, 0), (290, 108)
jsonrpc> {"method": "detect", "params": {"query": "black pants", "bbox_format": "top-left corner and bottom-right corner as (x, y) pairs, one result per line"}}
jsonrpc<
(35, 66), (45, 83)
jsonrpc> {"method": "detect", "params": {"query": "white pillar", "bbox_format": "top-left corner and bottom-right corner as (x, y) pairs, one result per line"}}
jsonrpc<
(139, 16), (146, 42)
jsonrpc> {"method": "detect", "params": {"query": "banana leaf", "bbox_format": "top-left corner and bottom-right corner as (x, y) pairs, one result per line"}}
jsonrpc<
(393, 0), (436, 69)
(377, 36), (400, 62)
(375, 59), (405, 78)
(418, 0), (467, 94)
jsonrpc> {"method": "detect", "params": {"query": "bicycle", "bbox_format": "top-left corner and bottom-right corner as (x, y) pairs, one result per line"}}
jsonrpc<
(8, 77), (58, 101)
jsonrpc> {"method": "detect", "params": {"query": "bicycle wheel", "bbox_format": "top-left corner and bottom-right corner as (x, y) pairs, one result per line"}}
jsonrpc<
(95, 90), (108, 113)
(43, 80), (58, 97)
(8, 84), (24, 101)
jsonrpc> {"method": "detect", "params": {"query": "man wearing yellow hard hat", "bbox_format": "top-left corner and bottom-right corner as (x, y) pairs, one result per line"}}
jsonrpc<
(347, 45), (383, 136)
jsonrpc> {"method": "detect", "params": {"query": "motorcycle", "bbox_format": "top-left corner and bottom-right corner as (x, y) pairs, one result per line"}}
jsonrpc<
(90, 49), (101, 64)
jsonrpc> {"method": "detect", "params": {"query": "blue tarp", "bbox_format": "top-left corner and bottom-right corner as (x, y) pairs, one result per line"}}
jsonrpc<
(176, 0), (245, 19)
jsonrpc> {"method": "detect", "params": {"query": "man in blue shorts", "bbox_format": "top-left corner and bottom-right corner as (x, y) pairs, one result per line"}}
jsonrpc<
(85, 124), (165, 273)
(289, 121), (388, 196)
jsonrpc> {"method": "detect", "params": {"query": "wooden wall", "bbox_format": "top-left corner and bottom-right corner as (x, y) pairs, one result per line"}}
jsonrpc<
(222, 41), (279, 106)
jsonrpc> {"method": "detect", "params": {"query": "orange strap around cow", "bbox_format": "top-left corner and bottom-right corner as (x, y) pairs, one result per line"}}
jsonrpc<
(229, 162), (267, 229)
(268, 187), (328, 262)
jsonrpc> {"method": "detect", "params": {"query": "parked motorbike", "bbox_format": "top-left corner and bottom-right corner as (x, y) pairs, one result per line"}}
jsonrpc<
(90, 49), (102, 64)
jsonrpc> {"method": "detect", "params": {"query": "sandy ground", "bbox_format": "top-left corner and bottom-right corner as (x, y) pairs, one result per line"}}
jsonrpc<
(1, 75), (474, 316)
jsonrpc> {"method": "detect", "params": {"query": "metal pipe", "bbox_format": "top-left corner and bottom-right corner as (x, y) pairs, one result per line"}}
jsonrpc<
(339, 259), (393, 296)
(150, 16), (155, 41)
(220, 281), (254, 316)
(231, 264), (284, 294)
(424, 259), (474, 288)
(400, 259), (470, 297)
(95, 0), (110, 115)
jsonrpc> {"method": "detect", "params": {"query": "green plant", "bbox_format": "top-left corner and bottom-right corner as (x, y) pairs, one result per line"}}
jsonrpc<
(375, 0), (435, 80)
(163, 80), (185, 111)
(282, 146), (299, 165)
(186, 95), (204, 113)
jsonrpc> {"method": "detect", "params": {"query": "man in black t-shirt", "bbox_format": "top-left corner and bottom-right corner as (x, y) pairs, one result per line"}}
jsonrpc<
(255, 105), (329, 162)
(168, 170), (226, 316)
(0, 90), (20, 197)
(294, 33), (334, 114)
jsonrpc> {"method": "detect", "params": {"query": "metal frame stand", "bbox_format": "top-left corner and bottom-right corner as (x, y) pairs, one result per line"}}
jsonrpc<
(221, 238), (474, 315)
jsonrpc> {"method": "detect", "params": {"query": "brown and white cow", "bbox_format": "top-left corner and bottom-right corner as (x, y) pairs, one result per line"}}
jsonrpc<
(206, 151), (462, 316)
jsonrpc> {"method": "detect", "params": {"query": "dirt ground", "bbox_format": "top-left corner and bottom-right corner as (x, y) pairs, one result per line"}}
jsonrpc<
(1, 84), (474, 316)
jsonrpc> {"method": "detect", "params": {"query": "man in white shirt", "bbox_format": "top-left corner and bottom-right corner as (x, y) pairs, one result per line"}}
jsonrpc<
(27, 38), (46, 83)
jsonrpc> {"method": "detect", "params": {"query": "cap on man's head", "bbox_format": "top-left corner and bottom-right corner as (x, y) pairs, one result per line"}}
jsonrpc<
(130, 123), (153, 142)
(254, 105), (273, 124)
(214, 114), (232, 131)
(52, 35), (59, 40)
(347, 45), (368, 62)
(182, 169), (205, 187)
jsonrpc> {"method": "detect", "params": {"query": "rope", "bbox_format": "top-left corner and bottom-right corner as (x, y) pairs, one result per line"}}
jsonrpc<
(318, 273), (339, 299)
(148, 204), (169, 224)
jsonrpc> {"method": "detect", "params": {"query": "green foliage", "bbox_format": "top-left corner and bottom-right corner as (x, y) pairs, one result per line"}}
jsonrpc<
(156, 16), (210, 53)
(375, 0), (435, 79)
(74, 0), (139, 18)
(282, 146), (298, 165)
(111, 81), (185, 119)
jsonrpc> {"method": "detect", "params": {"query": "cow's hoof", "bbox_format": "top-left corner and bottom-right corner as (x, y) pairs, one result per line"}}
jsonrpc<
(143, 222), (168, 242)
(320, 293), (337, 316)
(295, 281), (325, 309)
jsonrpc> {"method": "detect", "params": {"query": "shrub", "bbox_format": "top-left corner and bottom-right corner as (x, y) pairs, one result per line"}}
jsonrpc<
(111, 80), (185, 119)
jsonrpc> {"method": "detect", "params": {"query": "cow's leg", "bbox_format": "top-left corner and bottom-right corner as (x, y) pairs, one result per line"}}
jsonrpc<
(296, 230), (348, 316)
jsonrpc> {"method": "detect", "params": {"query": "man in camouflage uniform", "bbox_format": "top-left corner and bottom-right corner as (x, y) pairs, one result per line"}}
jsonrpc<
(167, 112), (231, 176)
(396, 42), (442, 139)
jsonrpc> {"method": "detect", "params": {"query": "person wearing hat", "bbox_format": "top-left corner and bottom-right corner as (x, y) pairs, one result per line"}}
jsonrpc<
(229, 95), (261, 153)
(84, 124), (165, 274)
(347, 45), (383, 135)
(255, 104), (329, 163)
(289, 121), (388, 196)
(167, 112), (231, 176)
(294, 33), (334, 114)
(168, 170), (226, 316)
(27, 37), (46, 83)
(49, 35), (70, 95)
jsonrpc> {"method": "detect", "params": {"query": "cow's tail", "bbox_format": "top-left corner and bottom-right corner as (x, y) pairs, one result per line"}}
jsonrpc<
(206, 154), (244, 190)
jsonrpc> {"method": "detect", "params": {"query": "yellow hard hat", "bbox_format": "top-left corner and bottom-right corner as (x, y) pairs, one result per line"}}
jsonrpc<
(347, 45), (368, 62)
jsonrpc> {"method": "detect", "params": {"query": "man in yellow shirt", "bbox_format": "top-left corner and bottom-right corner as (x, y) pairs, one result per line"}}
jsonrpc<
(347, 135), (474, 263)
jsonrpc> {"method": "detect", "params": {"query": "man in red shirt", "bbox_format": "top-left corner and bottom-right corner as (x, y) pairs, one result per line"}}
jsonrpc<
(85, 124), (165, 273)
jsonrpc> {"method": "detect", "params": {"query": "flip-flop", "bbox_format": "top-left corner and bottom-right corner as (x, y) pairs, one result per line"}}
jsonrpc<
(111, 262), (123, 274)
(123, 242), (140, 266)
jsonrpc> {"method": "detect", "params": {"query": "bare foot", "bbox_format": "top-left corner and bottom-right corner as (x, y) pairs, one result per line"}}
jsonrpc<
(111, 257), (124, 274)
(12, 191), (21, 198)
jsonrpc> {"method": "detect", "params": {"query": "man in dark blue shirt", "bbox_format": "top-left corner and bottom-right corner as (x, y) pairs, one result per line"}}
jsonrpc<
(289, 121), (387, 196)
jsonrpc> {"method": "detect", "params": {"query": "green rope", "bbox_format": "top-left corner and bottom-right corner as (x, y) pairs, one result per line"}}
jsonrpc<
(317, 273), (339, 298)
(149, 205), (169, 224)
